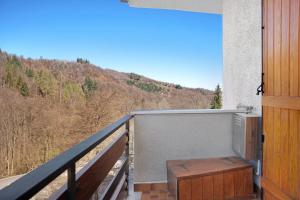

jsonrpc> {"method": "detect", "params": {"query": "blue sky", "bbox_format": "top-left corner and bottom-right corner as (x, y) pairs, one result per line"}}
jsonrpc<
(0, 0), (222, 90)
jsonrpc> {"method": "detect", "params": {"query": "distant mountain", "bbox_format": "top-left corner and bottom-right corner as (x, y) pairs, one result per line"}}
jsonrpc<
(0, 50), (213, 178)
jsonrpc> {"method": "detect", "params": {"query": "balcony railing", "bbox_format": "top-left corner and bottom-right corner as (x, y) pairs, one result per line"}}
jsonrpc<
(0, 115), (133, 200)
(0, 109), (252, 200)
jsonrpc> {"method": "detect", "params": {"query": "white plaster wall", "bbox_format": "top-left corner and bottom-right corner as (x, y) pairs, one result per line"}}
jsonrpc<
(133, 111), (237, 183)
(127, 0), (223, 14)
(222, 0), (262, 115)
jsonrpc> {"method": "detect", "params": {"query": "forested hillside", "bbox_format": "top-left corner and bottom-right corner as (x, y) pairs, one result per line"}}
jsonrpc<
(0, 50), (213, 178)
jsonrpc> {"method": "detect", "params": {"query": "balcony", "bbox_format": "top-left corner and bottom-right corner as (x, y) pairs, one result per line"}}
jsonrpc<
(0, 109), (260, 200)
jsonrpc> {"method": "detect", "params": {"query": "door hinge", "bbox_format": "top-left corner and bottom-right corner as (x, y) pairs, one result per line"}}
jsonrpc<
(262, 134), (265, 144)
(256, 83), (264, 95)
(257, 73), (265, 95)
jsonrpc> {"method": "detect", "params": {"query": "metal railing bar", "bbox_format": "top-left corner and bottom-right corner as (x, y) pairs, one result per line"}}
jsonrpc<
(110, 174), (126, 200)
(49, 130), (129, 200)
(125, 120), (130, 193)
(102, 157), (128, 200)
(67, 163), (76, 200)
(0, 115), (133, 200)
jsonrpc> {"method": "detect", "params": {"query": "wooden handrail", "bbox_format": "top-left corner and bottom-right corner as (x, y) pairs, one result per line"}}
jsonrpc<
(0, 115), (133, 200)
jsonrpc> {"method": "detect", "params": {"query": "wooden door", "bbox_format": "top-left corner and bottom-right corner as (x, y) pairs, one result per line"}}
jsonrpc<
(262, 0), (300, 199)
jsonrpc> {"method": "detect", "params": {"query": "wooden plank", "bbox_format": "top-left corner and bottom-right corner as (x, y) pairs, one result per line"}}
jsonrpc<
(268, 107), (274, 182)
(274, 0), (282, 96)
(56, 132), (127, 200)
(264, 191), (280, 200)
(179, 179), (192, 200)
(261, 177), (292, 200)
(290, 0), (299, 97)
(299, 0), (300, 99)
(166, 157), (252, 180)
(213, 173), (223, 200)
(299, 0), (300, 98)
(234, 170), (244, 197)
(191, 177), (203, 200)
(167, 158), (253, 200)
(263, 107), (269, 178)
(245, 117), (259, 160)
(273, 108), (281, 184)
(263, 96), (300, 110)
(223, 171), (234, 200)
(298, 110), (300, 199)
(263, 0), (269, 96)
(243, 168), (253, 195)
(202, 176), (213, 200)
(267, 0), (275, 96)
(280, 109), (290, 194)
(281, 0), (290, 97)
(263, 0), (300, 198)
(288, 110), (298, 198)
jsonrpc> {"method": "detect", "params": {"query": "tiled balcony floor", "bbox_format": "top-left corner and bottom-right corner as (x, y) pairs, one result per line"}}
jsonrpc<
(139, 191), (259, 200)
(140, 190), (174, 200)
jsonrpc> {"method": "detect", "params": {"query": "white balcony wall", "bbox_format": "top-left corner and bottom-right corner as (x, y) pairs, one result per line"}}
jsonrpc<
(133, 110), (243, 183)
(222, 0), (262, 115)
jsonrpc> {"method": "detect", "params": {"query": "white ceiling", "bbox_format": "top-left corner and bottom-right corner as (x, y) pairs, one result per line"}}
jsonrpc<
(125, 0), (223, 14)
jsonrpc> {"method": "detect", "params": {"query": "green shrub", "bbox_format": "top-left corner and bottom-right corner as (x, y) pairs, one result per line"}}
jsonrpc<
(25, 68), (34, 78)
(35, 70), (57, 96)
(136, 82), (162, 92)
(16, 76), (29, 96)
(126, 80), (135, 85)
(63, 81), (85, 102)
(3, 59), (21, 87)
(4, 68), (14, 87)
(82, 76), (97, 96)
(2, 59), (29, 96)
(127, 78), (162, 93)
(19, 81), (29, 96)
(129, 73), (141, 81)
(10, 56), (22, 69)
(16, 76), (23, 89)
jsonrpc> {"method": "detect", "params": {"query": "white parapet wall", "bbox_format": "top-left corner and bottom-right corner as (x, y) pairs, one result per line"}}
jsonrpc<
(132, 109), (246, 183)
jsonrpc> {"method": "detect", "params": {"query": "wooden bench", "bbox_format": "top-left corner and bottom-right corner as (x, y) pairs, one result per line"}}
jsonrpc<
(167, 157), (254, 200)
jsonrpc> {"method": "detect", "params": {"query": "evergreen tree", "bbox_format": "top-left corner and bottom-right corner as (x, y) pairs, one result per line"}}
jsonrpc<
(76, 58), (90, 64)
(175, 84), (182, 89)
(210, 84), (222, 109)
